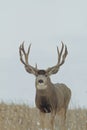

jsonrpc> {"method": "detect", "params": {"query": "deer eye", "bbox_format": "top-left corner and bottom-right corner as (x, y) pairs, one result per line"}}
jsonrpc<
(35, 74), (39, 77)
(45, 74), (48, 77)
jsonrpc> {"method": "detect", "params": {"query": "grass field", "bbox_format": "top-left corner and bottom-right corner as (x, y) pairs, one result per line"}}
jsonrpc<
(0, 102), (87, 130)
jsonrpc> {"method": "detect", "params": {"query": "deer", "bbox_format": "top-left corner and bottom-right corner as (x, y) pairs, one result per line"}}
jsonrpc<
(19, 42), (71, 130)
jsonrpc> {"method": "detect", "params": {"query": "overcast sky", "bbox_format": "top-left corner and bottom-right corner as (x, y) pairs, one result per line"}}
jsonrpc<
(0, 0), (87, 108)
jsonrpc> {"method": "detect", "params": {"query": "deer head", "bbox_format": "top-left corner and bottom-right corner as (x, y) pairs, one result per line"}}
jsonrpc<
(19, 42), (68, 89)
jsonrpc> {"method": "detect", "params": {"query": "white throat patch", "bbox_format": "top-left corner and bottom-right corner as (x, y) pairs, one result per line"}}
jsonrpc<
(36, 84), (47, 90)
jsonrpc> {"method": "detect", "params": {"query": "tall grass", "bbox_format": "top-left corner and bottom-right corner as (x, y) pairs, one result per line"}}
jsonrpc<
(0, 102), (87, 130)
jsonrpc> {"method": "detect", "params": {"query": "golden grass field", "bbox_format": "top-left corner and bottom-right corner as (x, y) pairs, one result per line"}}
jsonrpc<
(0, 102), (87, 130)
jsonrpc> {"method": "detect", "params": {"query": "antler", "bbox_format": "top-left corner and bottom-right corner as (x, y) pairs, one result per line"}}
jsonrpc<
(46, 42), (68, 75)
(19, 42), (38, 75)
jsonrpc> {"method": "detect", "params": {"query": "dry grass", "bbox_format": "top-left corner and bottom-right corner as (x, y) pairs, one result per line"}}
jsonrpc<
(0, 102), (87, 130)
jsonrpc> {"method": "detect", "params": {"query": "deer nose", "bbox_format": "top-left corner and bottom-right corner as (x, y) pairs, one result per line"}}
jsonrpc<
(38, 79), (43, 83)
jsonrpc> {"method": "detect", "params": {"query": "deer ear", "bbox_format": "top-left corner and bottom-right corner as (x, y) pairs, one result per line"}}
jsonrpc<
(46, 66), (59, 76)
(25, 65), (38, 76)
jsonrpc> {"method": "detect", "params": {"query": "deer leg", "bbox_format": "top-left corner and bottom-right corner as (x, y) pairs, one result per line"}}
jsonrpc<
(57, 108), (66, 130)
(39, 111), (46, 130)
(50, 111), (55, 130)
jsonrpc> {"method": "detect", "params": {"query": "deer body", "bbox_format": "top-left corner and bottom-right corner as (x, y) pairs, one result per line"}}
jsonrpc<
(19, 42), (71, 130)
(35, 72), (71, 115)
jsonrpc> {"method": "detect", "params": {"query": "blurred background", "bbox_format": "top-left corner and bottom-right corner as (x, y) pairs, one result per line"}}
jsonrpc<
(0, 0), (87, 108)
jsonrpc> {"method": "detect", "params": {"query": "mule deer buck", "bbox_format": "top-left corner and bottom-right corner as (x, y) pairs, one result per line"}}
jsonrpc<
(19, 42), (71, 130)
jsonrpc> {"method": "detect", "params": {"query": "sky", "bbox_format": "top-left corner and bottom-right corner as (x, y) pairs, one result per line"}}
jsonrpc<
(0, 0), (87, 108)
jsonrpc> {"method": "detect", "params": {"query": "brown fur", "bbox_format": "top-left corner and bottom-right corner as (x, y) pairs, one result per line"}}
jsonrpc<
(35, 77), (71, 130)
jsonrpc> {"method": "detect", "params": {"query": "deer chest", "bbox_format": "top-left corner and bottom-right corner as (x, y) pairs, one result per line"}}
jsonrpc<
(35, 95), (52, 113)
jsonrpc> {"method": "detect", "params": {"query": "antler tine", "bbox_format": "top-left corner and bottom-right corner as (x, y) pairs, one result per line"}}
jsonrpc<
(59, 44), (68, 66)
(57, 42), (64, 64)
(19, 42), (26, 65)
(21, 42), (26, 55)
(27, 43), (31, 55)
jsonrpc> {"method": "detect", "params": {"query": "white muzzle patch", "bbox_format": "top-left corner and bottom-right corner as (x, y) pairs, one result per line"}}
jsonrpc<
(36, 84), (47, 90)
